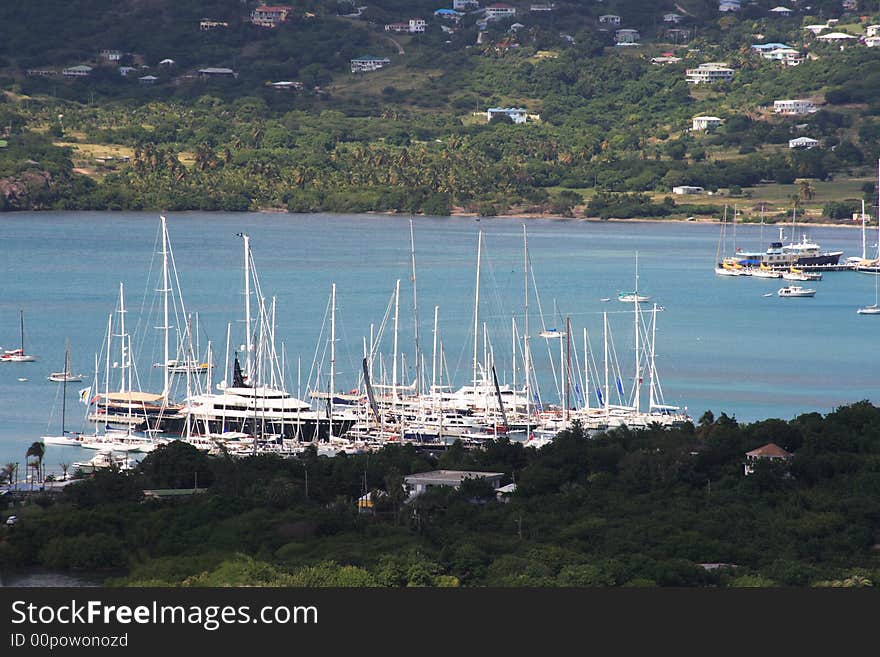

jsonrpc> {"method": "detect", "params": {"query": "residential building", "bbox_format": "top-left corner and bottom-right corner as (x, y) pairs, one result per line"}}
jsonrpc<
(268, 80), (303, 91)
(744, 443), (792, 476)
(763, 47), (804, 66)
(485, 3), (516, 20)
(530, 3), (555, 11)
(789, 137), (819, 149)
(804, 24), (828, 35)
(158, 59), (176, 67)
(663, 13), (683, 23)
(62, 65), (93, 78)
(692, 116), (722, 131)
(769, 6), (793, 16)
(718, 0), (741, 11)
(685, 62), (735, 84)
(773, 99), (817, 115)
(404, 470), (505, 499)
(118, 66), (137, 76)
(841, 0), (857, 9)
(434, 8), (464, 20)
(866, 36), (880, 48)
(453, 0), (480, 10)
(138, 75), (158, 85)
(673, 186), (704, 194)
(26, 69), (57, 77)
(350, 55), (391, 73)
(197, 67), (237, 78)
(599, 14), (621, 25)
(665, 28), (691, 42)
(867, 25), (880, 38)
(751, 42), (790, 52)
(251, 5), (293, 28)
(385, 18), (426, 33)
(99, 49), (123, 62)
(815, 32), (857, 42)
(651, 54), (682, 65)
(615, 28), (640, 44)
(487, 107), (528, 123)
(199, 19), (229, 31)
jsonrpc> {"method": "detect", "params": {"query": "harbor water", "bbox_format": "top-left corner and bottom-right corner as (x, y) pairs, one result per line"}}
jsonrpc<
(0, 211), (876, 470)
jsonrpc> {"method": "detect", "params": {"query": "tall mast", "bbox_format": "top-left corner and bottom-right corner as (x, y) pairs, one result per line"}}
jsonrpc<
(104, 312), (112, 428)
(649, 303), (658, 411)
(431, 305), (439, 394)
(392, 279), (400, 401)
(223, 322), (231, 389)
(603, 311), (609, 418)
(565, 316), (571, 421)
(118, 282), (127, 394)
(409, 219), (421, 395)
(61, 339), (68, 433)
(511, 317), (517, 392)
(523, 225), (530, 433)
(583, 327), (589, 411)
(633, 253), (640, 414)
(242, 233), (253, 379)
(876, 158), (880, 260)
(861, 200), (867, 260)
(160, 216), (171, 399)
(330, 284), (336, 400)
(473, 230), (482, 394)
(19, 309), (24, 353)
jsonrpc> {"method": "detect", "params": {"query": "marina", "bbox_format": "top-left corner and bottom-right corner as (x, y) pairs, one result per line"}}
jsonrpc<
(0, 211), (878, 470)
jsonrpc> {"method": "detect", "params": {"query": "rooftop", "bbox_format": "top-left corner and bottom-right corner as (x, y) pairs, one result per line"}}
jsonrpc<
(746, 443), (793, 458)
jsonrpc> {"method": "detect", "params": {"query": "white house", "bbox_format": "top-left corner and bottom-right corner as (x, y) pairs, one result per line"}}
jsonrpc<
(789, 137), (818, 149)
(199, 19), (229, 31)
(663, 13), (683, 23)
(769, 6), (793, 16)
(118, 66), (137, 76)
(453, 0), (480, 10)
(718, 0), (741, 11)
(530, 3), (555, 11)
(774, 99), (817, 115)
(685, 62), (735, 84)
(485, 3), (516, 20)
(62, 65), (93, 78)
(99, 49), (123, 62)
(816, 32), (857, 42)
(651, 54), (682, 64)
(197, 67), (237, 78)
(350, 55), (391, 73)
(404, 470), (505, 499)
(692, 116), (723, 131)
(487, 107), (528, 123)
(615, 28), (639, 44)
(866, 36), (880, 48)
(138, 75), (158, 85)
(385, 18), (426, 33)
(599, 14), (621, 25)
(673, 186), (704, 195)
(841, 0), (857, 9)
(251, 5), (293, 28)
(866, 25), (880, 37)
(804, 24), (828, 35)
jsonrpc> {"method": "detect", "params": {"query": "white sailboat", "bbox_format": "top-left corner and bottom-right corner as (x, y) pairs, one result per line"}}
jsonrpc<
(858, 271), (880, 314)
(41, 339), (85, 447)
(1, 310), (37, 362)
(48, 341), (84, 382)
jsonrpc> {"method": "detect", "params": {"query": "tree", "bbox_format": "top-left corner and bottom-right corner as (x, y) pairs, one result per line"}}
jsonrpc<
(798, 179), (815, 201)
(25, 441), (45, 484)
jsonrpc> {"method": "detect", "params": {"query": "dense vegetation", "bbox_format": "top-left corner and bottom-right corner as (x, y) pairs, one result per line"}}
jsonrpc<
(1, 1), (879, 217)
(2, 401), (880, 587)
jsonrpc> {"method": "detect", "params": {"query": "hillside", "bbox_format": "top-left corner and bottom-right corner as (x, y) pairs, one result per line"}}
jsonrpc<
(1, 0), (879, 218)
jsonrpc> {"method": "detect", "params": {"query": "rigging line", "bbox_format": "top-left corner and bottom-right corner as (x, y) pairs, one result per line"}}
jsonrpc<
(305, 293), (332, 398)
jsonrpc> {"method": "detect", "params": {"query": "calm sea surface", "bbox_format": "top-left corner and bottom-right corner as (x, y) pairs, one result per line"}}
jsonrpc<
(0, 211), (876, 470)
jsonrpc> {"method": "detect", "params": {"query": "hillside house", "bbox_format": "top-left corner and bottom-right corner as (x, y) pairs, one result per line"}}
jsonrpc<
(665, 28), (691, 42)
(385, 18), (426, 33)
(268, 80), (303, 91)
(773, 99), (817, 115)
(764, 47), (803, 65)
(692, 116), (722, 131)
(118, 66), (137, 76)
(867, 25), (880, 37)
(159, 59), (175, 67)
(751, 42), (790, 52)
(138, 75), (158, 85)
(769, 6), (793, 16)
(841, 0), (857, 9)
(404, 470), (505, 500)
(673, 186), (704, 194)
(199, 19), (229, 31)
(651, 54), (682, 64)
(435, 8), (464, 20)
(789, 137), (818, 149)
(251, 5), (293, 28)
(530, 3), (555, 11)
(815, 32), (857, 43)
(744, 443), (792, 476)
(350, 55), (390, 73)
(485, 3), (516, 20)
(685, 62), (735, 84)
(197, 67), (237, 79)
(454, 0), (480, 9)
(804, 24), (828, 35)
(866, 36), (880, 48)
(663, 13), (683, 23)
(26, 69), (56, 77)
(615, 29), (640, 44)
(718, 0), (741, 11)
(599, 15), (621, 25)
(99, 49), (123, 62)
(487, 107), (528, 123)
(62, 65), (93, 78)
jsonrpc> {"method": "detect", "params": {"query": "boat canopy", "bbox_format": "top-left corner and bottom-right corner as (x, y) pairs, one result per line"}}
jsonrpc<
(97, 391), (165, 403)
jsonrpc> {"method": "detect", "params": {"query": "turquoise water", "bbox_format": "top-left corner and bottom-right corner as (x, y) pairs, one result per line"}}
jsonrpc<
(0, 211), (875, 470)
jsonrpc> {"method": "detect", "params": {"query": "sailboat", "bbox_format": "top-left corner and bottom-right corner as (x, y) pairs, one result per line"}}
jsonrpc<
(1, 310), (37, 362)
(41, 339), (85, 447)
(48, 341), (84, 382)
(858, 272), (880, 314)
(619, 253), (653, 301)
(714, 205), (743, 276)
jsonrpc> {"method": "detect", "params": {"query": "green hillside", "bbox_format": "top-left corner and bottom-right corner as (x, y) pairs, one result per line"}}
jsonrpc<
(1, 0), (879, 218)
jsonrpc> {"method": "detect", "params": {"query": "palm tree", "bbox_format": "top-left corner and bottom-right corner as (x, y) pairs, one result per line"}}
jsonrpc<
(60, 462), (70, 481)
(26, 441), (45, 484)
(798, 179), (816, 201)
